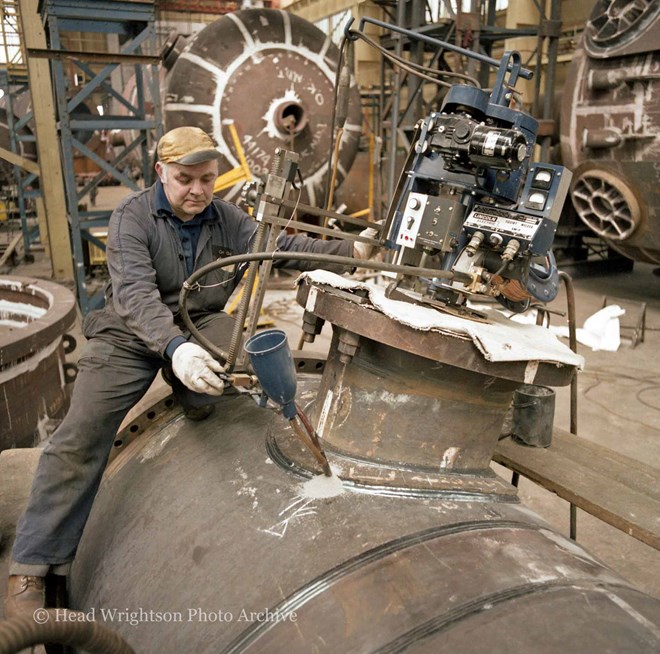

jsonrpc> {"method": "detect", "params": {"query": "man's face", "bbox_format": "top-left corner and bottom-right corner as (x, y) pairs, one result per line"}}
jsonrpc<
(156, 159), (219, 221)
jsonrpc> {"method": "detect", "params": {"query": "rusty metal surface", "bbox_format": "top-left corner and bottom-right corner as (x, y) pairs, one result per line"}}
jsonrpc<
(296, 279), (577, 387)
(270, 374), (518, 500)
(0, 276), (77, 450)
(164, 9), (361, 207)
(309, 331), (518, 474)
(70, 395), (660, 652)
(560, 1), (660, 264)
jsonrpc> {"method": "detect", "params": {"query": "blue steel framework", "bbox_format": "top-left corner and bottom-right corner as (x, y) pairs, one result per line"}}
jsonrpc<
(0, 68), (40, 258)
(39, 0), (163, 313)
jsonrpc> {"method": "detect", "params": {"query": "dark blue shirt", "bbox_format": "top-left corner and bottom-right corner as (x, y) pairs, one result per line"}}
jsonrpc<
(154, 180), (216, 359)
(154, 180), (215, 278)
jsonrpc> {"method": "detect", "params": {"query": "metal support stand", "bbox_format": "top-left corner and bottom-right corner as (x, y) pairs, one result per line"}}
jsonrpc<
(560, 271), (579, 541)
(570, 502), (577, 541)
(39, 0), (162, 313)
(0, 1), (40, 262)
(602, 295), (647, 347)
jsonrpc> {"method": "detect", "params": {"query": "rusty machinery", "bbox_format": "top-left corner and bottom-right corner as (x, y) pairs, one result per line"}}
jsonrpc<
(560, 0), (660, 265)
(171, 16), (579, 486)
(0, 276), (77, 451)
(163, 9), (362, 207)
(61, 18), (660, 653)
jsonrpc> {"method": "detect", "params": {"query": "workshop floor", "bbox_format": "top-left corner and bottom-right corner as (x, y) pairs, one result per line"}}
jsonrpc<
(1, 186), (658, 610)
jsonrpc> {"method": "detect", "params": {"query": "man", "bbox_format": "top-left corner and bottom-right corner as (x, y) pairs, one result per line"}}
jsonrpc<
(5, 126), (375, 618)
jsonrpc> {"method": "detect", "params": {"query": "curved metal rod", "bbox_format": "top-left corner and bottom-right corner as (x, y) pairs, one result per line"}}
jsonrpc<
(178, 251), (468, 364)
(346, 16), (533, 80)
(558, 271), (578, 436)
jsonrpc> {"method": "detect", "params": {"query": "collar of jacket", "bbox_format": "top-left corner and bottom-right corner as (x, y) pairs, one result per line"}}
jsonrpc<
(151, 179), (218, 225)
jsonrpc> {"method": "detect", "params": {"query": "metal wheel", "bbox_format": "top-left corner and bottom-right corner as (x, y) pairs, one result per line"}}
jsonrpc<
(586, 0), (658, 52)
(164, 9), (361, 206)
(571, 168), (641, 241)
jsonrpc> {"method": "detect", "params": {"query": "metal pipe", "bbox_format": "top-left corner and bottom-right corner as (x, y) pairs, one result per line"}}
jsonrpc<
(179, 252), (466, 364)
(351, 16), (534, 79)
(541, 0), (561, 162)
(291, 409), (332, 477)
(0, 610), (134, 654)
(387, 1), (406, 203)
(225, 223), (268, 371)
(559, 271), (578, 436)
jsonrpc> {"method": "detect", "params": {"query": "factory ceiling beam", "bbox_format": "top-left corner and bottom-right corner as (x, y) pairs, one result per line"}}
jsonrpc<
(18, 0), (74, 281)
(26, 47), (161, 64)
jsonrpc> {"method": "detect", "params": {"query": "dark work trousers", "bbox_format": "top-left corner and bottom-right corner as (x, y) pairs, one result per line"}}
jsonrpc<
(10, 312), (235, 576)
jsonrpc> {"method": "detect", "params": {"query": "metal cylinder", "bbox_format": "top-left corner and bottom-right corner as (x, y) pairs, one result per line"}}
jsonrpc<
(163, 9), (362, 206)
(69, 390), (660, 652)
(69, 275), (658, 650)
(309, 330), (518, 472)
(0, 276), (77, 451)
(511, 384), (556, 448)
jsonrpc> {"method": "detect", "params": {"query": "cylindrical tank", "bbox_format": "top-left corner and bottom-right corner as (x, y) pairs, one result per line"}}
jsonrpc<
(70, 279), (659, 651)
(164, 9), (362, 206)
(0, 277), (77, 451)
(560, 0), (660, 264)
(70, 387), (660, 652)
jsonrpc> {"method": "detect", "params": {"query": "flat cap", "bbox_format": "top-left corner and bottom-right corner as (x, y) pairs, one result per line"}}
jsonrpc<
(157, 126), (222, 165)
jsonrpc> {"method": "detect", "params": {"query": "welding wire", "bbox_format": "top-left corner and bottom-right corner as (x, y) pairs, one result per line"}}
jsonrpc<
(296, 404), (333, 477)
(290, 416), (333, 477)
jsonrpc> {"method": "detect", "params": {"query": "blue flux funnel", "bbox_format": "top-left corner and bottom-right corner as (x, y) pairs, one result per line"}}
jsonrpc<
(244, 329), (298, 420)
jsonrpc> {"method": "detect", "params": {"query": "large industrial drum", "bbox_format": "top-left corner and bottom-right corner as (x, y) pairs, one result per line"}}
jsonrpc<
(560, 0), (660, 264)
(70, 387), (660, 652)
(0, 277), (76, 450)
(164, 9), (362, 206)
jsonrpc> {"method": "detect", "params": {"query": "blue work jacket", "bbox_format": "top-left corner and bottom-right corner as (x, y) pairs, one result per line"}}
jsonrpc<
(83, 182), (353, 357)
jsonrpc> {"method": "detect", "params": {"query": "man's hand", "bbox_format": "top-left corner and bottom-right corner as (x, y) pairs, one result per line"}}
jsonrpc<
(171, 342), (226, 396)
(353, 222), (383, 260)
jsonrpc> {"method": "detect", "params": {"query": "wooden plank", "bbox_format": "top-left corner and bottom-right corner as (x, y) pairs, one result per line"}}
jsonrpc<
(18, 0), (74, 281)
(0, 145), (40, 175)
(0, 232), (23, 268)
(494, 427), (660, 551)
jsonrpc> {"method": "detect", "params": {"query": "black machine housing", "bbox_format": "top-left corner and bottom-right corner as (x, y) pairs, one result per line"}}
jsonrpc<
(382, 58), (572, 313)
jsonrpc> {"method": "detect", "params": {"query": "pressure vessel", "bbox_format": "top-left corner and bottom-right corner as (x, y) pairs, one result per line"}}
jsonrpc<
(70, 381), (660, 652)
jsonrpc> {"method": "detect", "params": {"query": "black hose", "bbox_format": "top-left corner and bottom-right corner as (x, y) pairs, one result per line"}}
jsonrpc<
(0, 610), (134, 654)
(178, 251), (469, 362)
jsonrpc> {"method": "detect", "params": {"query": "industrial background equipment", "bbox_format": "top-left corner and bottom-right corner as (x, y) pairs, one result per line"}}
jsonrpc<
(0, 276), (76, 451)
(164, 8), (363, 207)
(0, 2), (659, 652)
(560, 0), (660, 265)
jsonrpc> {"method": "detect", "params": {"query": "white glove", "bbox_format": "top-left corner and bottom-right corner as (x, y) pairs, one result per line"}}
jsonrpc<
(353, 222), (382, 260)
(171, 342), (226, 396)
